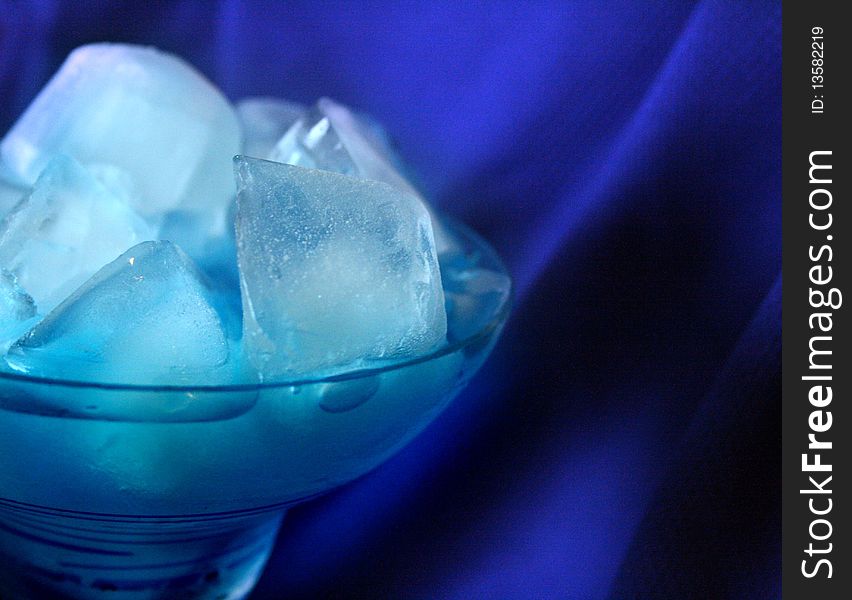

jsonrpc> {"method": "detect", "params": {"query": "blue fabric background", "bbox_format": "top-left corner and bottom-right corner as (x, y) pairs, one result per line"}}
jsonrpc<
(0, 1), (781, 598)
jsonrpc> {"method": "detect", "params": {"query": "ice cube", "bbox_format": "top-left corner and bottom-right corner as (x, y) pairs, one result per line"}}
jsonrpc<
(5, 241), (233, 385)
(0, 269), (37, 352)
(269, 97), (453, 253)
(0, 43), (241, 220)
(159, 204), (243, 341)
(235, 157), (447, 378)
(0, 155), (155, 313)
(0, 162), (27, 218)
(236, 96), (306, 159)
(0, 179), (24, 219)
(270, 97), (417, 194)
(0, 268), (35, 323)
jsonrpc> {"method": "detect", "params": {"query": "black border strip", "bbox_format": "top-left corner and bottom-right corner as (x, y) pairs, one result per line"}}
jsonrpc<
(782, 4), (850, 597)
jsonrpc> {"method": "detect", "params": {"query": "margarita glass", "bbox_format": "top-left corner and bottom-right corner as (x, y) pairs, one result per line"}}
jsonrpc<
(0, 217), (511, 599)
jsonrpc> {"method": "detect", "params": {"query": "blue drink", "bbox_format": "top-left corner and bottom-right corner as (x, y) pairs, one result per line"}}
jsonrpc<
(0, 218), (511, 599)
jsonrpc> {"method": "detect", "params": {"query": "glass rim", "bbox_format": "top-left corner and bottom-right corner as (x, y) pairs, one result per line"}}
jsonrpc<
(0, 218), (512, 393)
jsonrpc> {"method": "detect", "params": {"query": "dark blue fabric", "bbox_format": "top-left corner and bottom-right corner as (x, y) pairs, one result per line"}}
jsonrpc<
(0, 1), (781, 598)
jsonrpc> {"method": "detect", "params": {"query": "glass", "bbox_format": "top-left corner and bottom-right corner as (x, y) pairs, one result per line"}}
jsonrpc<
(0, 217), (511, 599)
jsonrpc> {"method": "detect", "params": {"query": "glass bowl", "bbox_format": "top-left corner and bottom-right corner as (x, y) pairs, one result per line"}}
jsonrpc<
(0, 217), (511, 599)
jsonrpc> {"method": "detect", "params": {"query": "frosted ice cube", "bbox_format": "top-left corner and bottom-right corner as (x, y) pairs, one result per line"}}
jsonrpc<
(0, 155), (155, 313)
(235, 157), (447, 378)
(5, 241), (233, 385)
(0, 43), (241, 220)
(236, 96), (306, 159)
(269, 97), (454, 253)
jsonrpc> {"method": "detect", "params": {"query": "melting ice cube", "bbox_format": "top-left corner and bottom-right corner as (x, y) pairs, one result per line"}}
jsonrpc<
(235, 157), (447, 378)
(0, 43), (241, 221)
(5, 241), (233, 385)
(237, 97), (306, 159)
(0, 155), (155, 313)
(269, 97), (453, 253)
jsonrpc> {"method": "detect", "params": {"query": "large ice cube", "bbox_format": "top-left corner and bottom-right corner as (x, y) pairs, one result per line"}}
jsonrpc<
(0, 43), (241, 220)
(237, 96), (306, 159)
(0, 155), (155, 313)
(269, 97), (453, 253)
(235, 157), (446, 378)
(5, 241), (233, 385)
